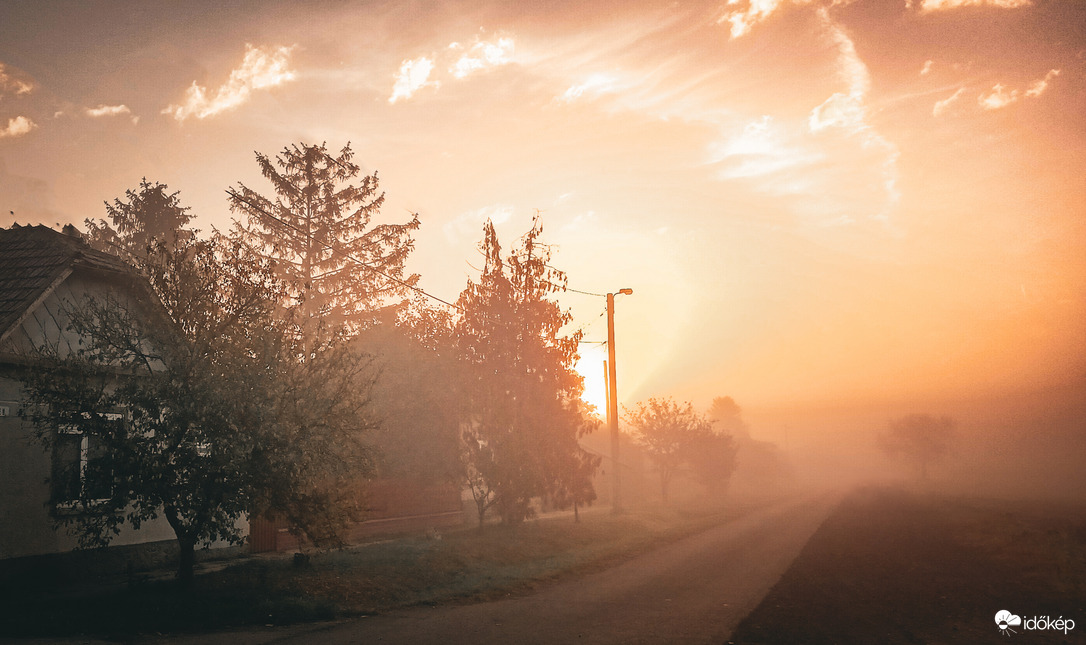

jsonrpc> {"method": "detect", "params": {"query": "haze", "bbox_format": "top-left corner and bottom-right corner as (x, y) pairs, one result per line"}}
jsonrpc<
(1, 0), (1083, 429)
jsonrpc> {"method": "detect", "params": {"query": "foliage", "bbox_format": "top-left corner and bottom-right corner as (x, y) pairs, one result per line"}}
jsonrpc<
(227, 141), (420, 334)
(21, 223), (376, 585)
(626, 396), (737, 502)
(352, 301), (461, 483)
(454, 218), (597, 525)
(878, 413), (955, 482)
(83, 178), (194, 261)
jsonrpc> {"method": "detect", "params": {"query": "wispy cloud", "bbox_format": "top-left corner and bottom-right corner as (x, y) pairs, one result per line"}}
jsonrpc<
(163, 44), (297, 121)
(920, 60), (933, 76)
(914, 0), (1032, 12)
(0, 116), (35, 138)
(717, 0), (786, 39)
(84, 104), (138, 124)
(389, 56), (437, 103)
(1025, 68), (1060, 97)
(390, 35), (516, 104)
(0, 63), (33, 96)
(932, 87), (965, 116)
(559, 73), (624, 103)
(978, 83), (1018, 110)
(450, 38), (515, 79)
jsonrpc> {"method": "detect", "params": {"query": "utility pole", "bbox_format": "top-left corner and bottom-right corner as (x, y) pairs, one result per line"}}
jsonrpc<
(607, 288), (632, 513)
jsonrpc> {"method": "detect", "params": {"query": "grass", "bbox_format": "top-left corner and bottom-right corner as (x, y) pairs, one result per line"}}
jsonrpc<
(0, 500), (756, 638)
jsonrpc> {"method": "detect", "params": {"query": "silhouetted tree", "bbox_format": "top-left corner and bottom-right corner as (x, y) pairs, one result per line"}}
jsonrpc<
(878, 413), (955, 482)
(685, 426), (739, 496)
(455, 218), (595, 525)
(708, 396), (749, 440)
(227, 142), (420, 335)
(21, 229), (376, 586)
(84, 178), (194, 261)
(626, 397), (716, 503)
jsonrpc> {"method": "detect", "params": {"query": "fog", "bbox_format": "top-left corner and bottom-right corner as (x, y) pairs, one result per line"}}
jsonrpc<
(744, 380), (1086, 501)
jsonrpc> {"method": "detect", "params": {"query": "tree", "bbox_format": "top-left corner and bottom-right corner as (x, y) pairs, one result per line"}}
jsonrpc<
(684, 426), (739, 496)
(21, 225), (376, 586)
(227, 142), (420, 335)
(708, 396), (749, 441)
(455, 218), (596, 525)
(352, 301), (461, 483)
(878, 413), (955, 482)
(83, 178), (194, 261)
(625, 397), (732, 503)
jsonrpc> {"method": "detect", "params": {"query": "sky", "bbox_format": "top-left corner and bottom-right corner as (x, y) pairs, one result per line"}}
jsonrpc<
(1, 0), (1084, 417)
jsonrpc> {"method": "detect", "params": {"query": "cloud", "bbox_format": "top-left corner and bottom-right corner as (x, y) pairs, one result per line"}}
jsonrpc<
(978, 83), (1019, 110)
(710, 116), (823, 182)
(808, 12), (870, 135)
(163, 44), (297, 121)
(932, 87), (965, 116)
(1025, 68), (1060, 97)
(920, 60), (933, 76)
(914, 0), (1032, 12)
(559, 73), (623, 103)
(717, 0), (787, 39)
(450, 37), (515, 79)
(977, 69), (1060, 110)
(390, 35), (516, 104)
(0, 63), (33, 96)
(0, 116), (35, 138)
(389, 56), (437, 103)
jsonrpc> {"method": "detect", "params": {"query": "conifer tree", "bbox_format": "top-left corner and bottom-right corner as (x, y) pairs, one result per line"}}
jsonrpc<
(228, 142), (420, 335)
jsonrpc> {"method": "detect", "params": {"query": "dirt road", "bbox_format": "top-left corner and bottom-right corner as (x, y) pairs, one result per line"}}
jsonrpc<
(166, 491), (839, 645)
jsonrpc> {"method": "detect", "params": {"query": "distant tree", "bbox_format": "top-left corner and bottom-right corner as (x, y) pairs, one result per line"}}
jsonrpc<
(455, 218), (596, 525)
(550, 446), (602, 522)
(227, 142), (420, 335)
(685, 426), (739, 496)
(21, 229), (376, 586)
(708, 396), (749, 440)
(83, 178), (194, 261)
(878, 414), (955, 482)
(626, 397), (715, 503)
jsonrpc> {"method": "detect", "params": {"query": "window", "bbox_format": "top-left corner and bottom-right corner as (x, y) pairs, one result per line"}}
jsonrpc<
(52, 412), (121, 507)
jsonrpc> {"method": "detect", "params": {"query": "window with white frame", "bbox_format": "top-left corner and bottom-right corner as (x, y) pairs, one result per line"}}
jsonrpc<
(52, 412), (122, 506)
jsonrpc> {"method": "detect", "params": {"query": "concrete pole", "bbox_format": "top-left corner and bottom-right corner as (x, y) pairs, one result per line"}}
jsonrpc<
(607, 292), (621, 513)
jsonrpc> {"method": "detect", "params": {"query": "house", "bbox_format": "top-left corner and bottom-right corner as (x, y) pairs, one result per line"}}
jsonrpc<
(0, 224), (176, 563)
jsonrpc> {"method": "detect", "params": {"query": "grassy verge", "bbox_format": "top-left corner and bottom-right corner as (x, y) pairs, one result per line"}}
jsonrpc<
(730, 487), (1086, 644)
(0, 499), (759, 638)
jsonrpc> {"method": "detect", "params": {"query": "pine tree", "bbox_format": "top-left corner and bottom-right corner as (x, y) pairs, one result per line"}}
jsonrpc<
(228, 142), (420, 335)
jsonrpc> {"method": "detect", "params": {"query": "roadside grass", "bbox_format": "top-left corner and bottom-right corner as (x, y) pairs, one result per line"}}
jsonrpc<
(730, 487), (1086, 644)
(0, 498), (761, 638)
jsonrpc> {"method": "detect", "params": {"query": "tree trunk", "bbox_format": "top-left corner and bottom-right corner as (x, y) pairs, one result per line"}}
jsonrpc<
(177, 536), (196, 588)
(164, 505), (196, 588)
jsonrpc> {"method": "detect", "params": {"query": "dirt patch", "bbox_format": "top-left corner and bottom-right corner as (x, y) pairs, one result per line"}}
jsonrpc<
(731, 487), (1086, 644)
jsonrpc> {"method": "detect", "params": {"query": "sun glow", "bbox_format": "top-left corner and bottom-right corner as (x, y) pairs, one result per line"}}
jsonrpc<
(575, 344), (609, 420)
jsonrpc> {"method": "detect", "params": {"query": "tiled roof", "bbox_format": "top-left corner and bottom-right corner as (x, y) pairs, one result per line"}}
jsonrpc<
(0, 225), (134, 341)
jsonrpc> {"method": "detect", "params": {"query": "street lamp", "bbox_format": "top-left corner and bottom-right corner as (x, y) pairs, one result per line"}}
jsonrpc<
(607, 288), (632, 513)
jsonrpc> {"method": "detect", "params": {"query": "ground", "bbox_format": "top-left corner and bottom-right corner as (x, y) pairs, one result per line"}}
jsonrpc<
(731, 487), (1086, 644)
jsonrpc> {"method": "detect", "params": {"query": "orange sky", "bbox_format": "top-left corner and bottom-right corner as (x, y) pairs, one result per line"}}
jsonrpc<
(1, 0), (1083, 412)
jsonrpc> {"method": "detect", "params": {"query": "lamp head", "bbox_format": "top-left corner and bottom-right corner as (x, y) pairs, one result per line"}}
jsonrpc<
(618, 288), (633, 296)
